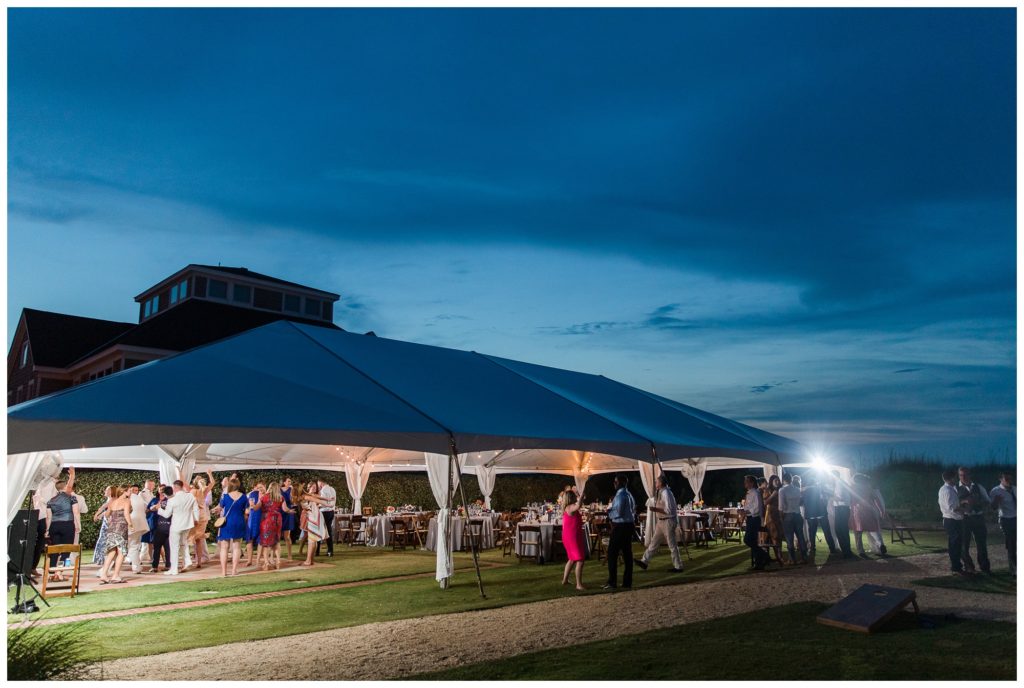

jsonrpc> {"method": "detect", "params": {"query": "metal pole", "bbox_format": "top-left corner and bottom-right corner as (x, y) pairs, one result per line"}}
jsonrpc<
(453, 438), (487, 599)
(441, 442), (455, 590)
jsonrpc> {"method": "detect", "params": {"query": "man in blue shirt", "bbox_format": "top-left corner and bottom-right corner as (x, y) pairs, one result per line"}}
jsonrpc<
(604, 474), (637, 590)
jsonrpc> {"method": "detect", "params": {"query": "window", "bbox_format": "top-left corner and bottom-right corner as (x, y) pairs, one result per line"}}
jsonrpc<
(233, 284), (252, 303)
(178, 279), (188, 299)
(304, 298), (321, 317)
(195, 275), (208, 298)
(152, 294), (160, 313)
(170, 284), (179, 304)
(208, 279), (227, 299)
(254, 287), (283, 311)
(322, 302), (333, 322)
(284, 294), (301, 313)
(20, 343), (29, 368)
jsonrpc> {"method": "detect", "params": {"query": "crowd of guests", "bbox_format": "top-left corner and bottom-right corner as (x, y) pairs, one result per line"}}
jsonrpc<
(30, 471), (339, 584)
(938, 467), (1015, 577)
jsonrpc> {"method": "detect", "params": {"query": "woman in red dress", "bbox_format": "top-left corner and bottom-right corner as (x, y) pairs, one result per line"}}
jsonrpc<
(252, 482), (294, 570)
(561, 487), (587, 590)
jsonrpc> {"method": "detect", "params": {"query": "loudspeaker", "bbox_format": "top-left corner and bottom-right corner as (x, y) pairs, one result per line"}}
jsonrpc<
(7, 509), (39, 577)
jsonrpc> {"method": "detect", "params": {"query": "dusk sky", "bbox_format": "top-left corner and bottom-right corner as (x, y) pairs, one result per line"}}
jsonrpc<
(8, 9), (1016, 464)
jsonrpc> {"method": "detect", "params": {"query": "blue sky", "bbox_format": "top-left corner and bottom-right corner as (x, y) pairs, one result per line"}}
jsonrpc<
(7, 9), (1016, 463)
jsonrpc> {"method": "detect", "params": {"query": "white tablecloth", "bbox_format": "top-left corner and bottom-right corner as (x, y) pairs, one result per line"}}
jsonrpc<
(515, 522), (592, 563)
(425, 516), (496, 552)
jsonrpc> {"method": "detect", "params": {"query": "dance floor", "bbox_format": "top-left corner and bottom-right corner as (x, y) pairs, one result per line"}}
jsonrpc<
(46, 551), (322, 594)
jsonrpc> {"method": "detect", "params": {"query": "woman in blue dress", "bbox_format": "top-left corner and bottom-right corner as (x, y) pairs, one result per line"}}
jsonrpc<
(213, 477), (248, 577)
(243, 481), (265, 567)
(281, 477), (295, 561)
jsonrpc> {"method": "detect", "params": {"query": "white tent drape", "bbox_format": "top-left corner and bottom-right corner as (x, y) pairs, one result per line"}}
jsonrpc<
(637, 461), (659, 545)
(7, 452), (54, 524)
(344, 462), (372, 514)
(762, 463), (781, 480)
(158, 453), (181, 486)
(179, 455), (197, 487)
(425, 452), (463, 585)
(475, 464), (496, 510)
(572, 467), (589, 497)
(679, 460), (708, 501)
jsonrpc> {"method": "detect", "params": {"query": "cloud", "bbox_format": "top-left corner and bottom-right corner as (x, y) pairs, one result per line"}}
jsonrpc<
(750, 380), (799, 394)
(893, 368), (922, 374)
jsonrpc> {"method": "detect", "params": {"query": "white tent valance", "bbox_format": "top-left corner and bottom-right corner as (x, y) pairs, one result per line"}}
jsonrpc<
(679, 460), (709, 501)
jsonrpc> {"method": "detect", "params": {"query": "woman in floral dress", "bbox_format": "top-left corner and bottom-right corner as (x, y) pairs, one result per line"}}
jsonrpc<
(252, 482), (293, 570)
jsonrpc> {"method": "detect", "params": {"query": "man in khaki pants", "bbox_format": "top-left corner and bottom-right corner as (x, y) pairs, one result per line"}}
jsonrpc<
(636, 474), (684, 573)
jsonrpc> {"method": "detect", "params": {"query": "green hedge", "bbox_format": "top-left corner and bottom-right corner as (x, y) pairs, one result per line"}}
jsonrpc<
(45, 469), (568, 549)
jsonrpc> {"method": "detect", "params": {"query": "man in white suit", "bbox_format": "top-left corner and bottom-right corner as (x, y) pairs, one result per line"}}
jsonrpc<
(159, 480), (200, 575)
(127, 486), (151, 573)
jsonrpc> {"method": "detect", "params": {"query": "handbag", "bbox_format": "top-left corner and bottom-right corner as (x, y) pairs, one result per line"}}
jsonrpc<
(214, 494), (243, 529)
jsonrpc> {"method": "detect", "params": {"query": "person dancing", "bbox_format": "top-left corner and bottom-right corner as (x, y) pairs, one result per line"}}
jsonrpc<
(98, 486), (133, 584)
(244, 481), (266, 567)
(213, 477), (248, 577)
(252, 482), (294, 570)
(281, 477), (296, 560)
(297, 482), (330, 566)
(189, 471), (215, 569)
(560, 487), (587, 590)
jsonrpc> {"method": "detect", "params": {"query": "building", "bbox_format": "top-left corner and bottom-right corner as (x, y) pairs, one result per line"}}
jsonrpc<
(8, 265), (342, 406)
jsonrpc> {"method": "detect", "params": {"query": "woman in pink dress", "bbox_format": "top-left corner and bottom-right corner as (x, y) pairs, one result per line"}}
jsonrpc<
(561, 487), (586, 590)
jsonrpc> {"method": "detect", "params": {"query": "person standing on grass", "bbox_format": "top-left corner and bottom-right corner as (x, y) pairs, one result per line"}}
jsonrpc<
(938, 469), (966, 575)
(244, 481), (266, 567)
(778, 474), (808, 565)
(762, 475), (785, 564)
(989, 472), (1016, 576)
(214, 477), (249, 577)
(149, 486), (174, 572)
(560, 486), (587, 590)
(603, 473), (636, 590)
(801, 474), (836, 555)
(189, 471), (215, 570)
(159, 480), (200, 575)
(70, 484), (88, 566)
(850, 473), (886, 556)
(126, 484), (151, 574)
(957, 466), (991, 574)
(636, 474), (684, 574)
(315, 479), (337, 557)
(829, 470), (855, 559)
(253, 482), (294, 569)
(741, 475), (770, 570)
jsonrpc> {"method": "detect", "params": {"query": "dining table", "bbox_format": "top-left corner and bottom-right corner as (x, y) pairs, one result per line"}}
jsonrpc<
(425, 514), (497, 552)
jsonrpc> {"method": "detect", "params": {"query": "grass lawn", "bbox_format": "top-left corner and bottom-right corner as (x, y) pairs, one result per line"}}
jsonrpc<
(7, 529), (976, 663)
(912, 570), (1016, 596)
(414, 601), (1017, 680)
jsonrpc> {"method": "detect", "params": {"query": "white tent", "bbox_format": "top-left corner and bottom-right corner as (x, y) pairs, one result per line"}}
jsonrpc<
(8, 320), (809, 589)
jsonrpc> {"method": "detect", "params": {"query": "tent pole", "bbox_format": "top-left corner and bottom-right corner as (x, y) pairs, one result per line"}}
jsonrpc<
(441, 444), (455, 590)
(452, 439), (487, 599)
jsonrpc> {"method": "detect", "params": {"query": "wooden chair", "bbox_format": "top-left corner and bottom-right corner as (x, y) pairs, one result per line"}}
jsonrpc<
(499, 522), (515, 557)
(592, 519), (610, 561)
(41, 544), (81, 600)
(551, 524), (564, 562)
(410, 515), (429, 549)
(722, 512), (744, 543)
(348, 515), (367, 546)
(335, 514), (352, 544)
(390, 518), (411, 550)
(362, 506), (373, 517)
(888, 516), (918, 545)
(516, 524), (541, 563)
(462, 520), (483, 552)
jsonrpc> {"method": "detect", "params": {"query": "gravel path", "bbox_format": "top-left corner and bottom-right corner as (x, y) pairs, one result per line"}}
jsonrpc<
(84, 550), (1014, 680)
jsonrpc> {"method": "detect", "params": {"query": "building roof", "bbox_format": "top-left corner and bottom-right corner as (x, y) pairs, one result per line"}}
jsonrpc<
(69, 298), (343, 367)
(191, 265), (340, 299)
(20, 309), (135, 368)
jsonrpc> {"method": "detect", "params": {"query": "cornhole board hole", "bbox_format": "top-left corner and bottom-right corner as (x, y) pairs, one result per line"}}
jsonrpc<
(817, 584), (919, 633)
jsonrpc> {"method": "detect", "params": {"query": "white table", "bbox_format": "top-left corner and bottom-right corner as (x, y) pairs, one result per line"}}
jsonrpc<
(425, 516), (496, 552)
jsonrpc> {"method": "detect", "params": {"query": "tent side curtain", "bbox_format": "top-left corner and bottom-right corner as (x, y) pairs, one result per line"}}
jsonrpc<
(7, 452), (57, 524)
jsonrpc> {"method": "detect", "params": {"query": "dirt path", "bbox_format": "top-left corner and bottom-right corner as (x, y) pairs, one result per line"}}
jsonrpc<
(83, 550), (1015, 680)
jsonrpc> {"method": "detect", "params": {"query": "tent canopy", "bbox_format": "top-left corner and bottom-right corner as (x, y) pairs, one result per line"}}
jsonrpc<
(8, 320), (806, 464)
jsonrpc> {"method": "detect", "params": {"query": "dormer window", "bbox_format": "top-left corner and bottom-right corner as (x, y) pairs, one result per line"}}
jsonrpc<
(208, 279), (227, 299)
(233, 284), (252, 304)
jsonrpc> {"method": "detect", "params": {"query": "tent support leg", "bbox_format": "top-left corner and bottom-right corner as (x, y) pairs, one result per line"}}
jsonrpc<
(453, 441), (487, 599)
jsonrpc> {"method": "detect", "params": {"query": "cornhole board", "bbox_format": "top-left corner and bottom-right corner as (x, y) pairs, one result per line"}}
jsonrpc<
(817, 584), (919, 633)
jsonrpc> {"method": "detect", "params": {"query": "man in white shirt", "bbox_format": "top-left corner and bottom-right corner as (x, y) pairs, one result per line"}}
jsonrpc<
(989, 472), (1016, 575)
(139, 479), (156, 506)
(741, 475), (770, 570)
(829, 470), (854, 559)
(957, 466), (991, 573)
(158, 480), (200, 575)
(127, 486), (151, 573)
(316, 479), (337, 557)
(938, 469), (965, 574)
(635, 474), (684, 573)
(778, 474), (808, 565)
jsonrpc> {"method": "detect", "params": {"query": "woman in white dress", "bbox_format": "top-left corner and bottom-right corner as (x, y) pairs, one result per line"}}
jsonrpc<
(298, 482), (329, 567)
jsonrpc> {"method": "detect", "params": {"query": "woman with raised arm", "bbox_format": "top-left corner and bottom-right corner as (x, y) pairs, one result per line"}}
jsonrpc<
(188, 470), (215, 569)
(560, 487), (587, 590)
(297, 482), (329, 567)
(98, 485), (134, 584)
